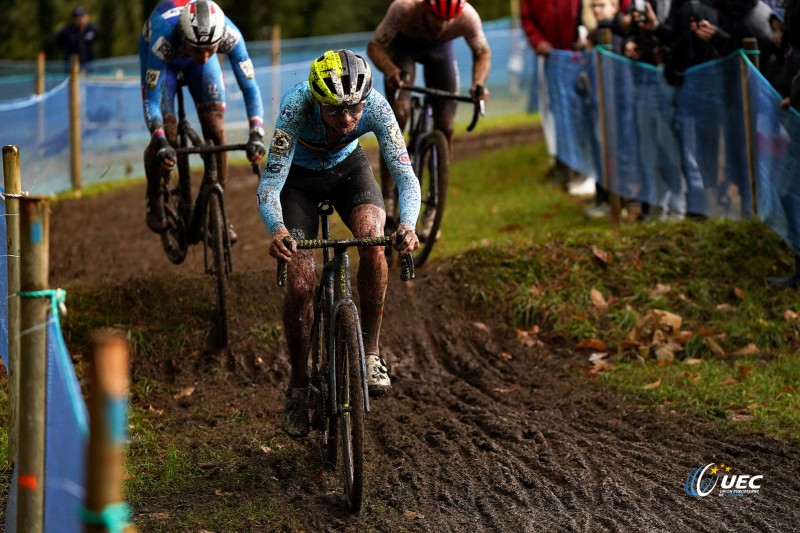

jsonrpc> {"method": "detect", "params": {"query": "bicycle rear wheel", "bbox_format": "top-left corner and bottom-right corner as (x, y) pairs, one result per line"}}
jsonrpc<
(205, 191), (230, 347)
(334, 305), (365, 513)
(413, 130), (449, 268)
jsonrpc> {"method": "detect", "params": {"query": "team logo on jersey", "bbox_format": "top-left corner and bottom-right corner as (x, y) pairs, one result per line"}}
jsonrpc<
(151, 36), (173, 61)
(270, 129), (292, 155)
(267, 162), (282, 173)
(145, 69), (160, 89)
(161, 7), (182, 20)
(239, 59), (255, 79)
(396, 152), (411, 166)
(388, 124), (405, 148)
(141, 19), (151, 41)
(280, 106), (294, 121)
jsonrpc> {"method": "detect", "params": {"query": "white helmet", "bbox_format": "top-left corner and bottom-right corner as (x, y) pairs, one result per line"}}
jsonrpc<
(179, 0), (225, 47)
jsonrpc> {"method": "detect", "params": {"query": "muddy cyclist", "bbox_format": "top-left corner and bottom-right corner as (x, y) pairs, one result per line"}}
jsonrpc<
(257, 50), (421, 438)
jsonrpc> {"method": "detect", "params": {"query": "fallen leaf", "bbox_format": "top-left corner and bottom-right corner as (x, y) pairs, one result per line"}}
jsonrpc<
(655, 342), (682, 365)
(516, 329), (543, 348)
(736, 343), (759, 356)
(260, 446), (272, 454)
(498, 352), (513, 360)
(675, 331), (693, 344)
(716, 303), (736, 312)
(590, 288), (608, 311)
(480, 238), (491, 246)
(499, 223), (524, 233)
(738, 366), (753, 377)
(783, 309), (799, 322)
(588, 352), (610, 362)
(255, 357), (264, 366)
(684, 358), (703, 366)
(630, 256), (643, 270)
(404, 510), (425, 520)
(472, 322), (490, 333)
(172, 386), (195, 400)
(721, 376), (738, 385)
(529, 285), (542, 298)
(643, 379), (662, 390)
(592, 246), (612, 265)
(576, 338), (608, 351)
(648, 283), (672, 298)
(705, 337), (725, 357)
(733, 287), (747, 300)
(149, 512), (172, 520)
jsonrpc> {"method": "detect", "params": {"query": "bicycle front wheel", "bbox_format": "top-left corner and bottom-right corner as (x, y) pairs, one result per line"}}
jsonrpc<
(334, 305), (365, 513)
(413, 130), (449, 268)
(205, 192), (230, 347)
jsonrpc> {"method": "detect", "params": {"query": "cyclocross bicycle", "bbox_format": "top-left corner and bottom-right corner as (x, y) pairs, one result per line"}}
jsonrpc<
(385, 84), (485, 268)
(159, 73), (259, 348)
(277, 202), (414, 513)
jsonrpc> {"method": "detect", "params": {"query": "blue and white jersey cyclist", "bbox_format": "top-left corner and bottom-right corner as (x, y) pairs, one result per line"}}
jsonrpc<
(258, 50), (421, 439)
(138, 0), (265, 235)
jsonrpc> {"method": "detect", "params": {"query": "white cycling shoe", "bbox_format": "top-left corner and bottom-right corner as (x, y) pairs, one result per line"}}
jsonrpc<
(365, 353), (391, 396)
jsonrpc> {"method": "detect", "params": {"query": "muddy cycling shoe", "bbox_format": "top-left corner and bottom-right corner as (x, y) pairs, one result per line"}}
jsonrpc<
(145, 195), (167, 234)
(282, 387), (310, 438)
(365, 353), (391, 397)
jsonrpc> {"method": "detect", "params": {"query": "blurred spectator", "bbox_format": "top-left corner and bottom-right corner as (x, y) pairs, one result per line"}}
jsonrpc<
(520, 0), (584, 188)
(55, 6), (99, 72)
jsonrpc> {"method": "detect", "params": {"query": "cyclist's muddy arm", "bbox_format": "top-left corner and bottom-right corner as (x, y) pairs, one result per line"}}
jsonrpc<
(469, 37), (491, 101)
(257, 110), (301, 236)
(366, 94), (421, 229)
(367, 3), (403, 87)
(221, 21), (264, 130)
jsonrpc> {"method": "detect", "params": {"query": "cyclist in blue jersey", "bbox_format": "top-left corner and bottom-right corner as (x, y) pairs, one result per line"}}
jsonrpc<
(258, 50), (421, 438)
(139, 0), (265, 235)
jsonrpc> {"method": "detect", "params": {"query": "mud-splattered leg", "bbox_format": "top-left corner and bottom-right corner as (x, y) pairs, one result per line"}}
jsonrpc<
(349, 204), (388, 355)
(283, 247), (316, 388)
(198, 104), (228, 187)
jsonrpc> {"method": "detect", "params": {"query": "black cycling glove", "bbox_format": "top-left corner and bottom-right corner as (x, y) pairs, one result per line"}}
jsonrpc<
(153, 135), (176, 168)
(246, 127), (266, 162)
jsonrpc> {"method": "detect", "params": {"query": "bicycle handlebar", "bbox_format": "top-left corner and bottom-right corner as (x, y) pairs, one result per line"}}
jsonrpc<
(277, 235), (415, 287)
(174, 142), (261, 176)
(400, 85), (486, 132)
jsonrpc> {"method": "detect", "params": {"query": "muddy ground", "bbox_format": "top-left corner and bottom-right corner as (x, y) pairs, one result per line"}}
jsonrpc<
(48, 124), (800, 532)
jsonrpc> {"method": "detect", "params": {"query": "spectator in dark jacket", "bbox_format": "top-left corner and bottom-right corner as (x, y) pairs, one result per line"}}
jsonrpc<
(55, 6), (99, 72)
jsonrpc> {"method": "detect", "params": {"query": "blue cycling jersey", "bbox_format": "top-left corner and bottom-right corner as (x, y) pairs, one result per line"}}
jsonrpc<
(139, 0), (263, 134)
(257, 82), (421, 235)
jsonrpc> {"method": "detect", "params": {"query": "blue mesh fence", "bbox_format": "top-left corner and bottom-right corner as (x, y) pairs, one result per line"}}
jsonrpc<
(3, 293), (89, 532)
(0, 19), (533, 195)
(545, 48), (800, 255)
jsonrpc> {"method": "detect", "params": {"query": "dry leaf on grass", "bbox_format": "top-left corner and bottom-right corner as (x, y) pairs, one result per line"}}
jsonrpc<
(498, 352), (513, 360)
(721, 376), (738, 385)
(576, 338), (608, 351)
(733, 287), (747, 300)
(648, 283), (672, 298)
(516, 329), (543, 348)
(716, 303), (736, 312)
(592, 245), (612, 265)
(738, 366), (753, 377)
(588, 352), (614, 375)
(590, 288), (609, 311)
(172, 386), (195, 400)
(705, 337), (725, 356)
(404, 510), (425, 520)
(684, 358), (703, 366)
(783, 309), (799, 322)
(736, 343), (759, 356)
(643, 379), (662, 390)
(655, 342), (682, 365)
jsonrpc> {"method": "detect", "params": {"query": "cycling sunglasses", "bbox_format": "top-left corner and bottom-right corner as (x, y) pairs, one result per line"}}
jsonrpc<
(320, 102), (366, 117)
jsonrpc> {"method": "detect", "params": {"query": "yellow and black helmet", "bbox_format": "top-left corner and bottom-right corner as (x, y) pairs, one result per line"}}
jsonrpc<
(308, 49), (373, 105)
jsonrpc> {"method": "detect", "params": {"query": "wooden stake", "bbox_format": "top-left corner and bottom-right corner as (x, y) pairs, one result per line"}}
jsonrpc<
(16, 195), (50, 533)
(69, 55), (82, 192)
(595, 28), (621, 222)
(3, 146), (22, 466)
(85, 329), (131, 533)
(35, 52), (45, 96)
(740, 39), (758, 216)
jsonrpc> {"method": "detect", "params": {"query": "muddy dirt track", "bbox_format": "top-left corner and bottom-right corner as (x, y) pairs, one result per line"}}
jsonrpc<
(49, 125), (799, 532)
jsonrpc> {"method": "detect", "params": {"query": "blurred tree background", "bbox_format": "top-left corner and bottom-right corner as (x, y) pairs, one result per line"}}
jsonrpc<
(0, 0), (511, 61)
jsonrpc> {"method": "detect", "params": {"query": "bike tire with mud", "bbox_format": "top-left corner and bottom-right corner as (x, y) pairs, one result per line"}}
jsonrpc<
(334, 305), (365, 513)
(413, 130), (449, 267)
(206, 192), (230, 347)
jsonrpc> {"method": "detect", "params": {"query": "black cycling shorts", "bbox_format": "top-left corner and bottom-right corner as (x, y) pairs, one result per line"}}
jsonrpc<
(280, 146), (385, 239)
(385, 33), (459, 119)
